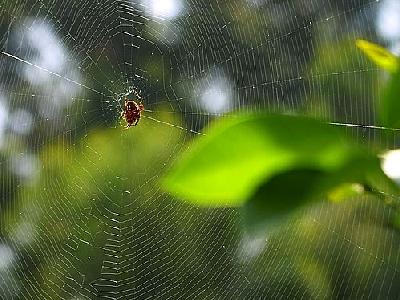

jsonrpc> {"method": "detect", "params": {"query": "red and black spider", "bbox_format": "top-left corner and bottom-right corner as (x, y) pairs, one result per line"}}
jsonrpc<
(121, 98), (144, 128)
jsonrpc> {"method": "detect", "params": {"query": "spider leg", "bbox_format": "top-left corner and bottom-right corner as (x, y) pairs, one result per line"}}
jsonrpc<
(134, 115), (141, 126)
(120, 111), (127, 129)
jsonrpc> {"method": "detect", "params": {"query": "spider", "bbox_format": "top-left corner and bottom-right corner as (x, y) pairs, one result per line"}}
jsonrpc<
(121, 98), (144, 128)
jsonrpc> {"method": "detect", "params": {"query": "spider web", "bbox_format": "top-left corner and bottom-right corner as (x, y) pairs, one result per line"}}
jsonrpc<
(1, 0), (400, 299)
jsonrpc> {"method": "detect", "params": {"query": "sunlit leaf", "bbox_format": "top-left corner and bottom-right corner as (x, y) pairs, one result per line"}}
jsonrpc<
(356, 39), (398, 73)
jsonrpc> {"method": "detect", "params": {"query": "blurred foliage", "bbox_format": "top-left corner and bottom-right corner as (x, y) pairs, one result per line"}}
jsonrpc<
(163, 113), (398, 233)
(356, 39), (400, 129)
(308, 38), (380, 124)
(1, 0), (400, 299)
(2, 111), (242, 298)
(247, 195), (400, 299)
(3, 111), (400, 298)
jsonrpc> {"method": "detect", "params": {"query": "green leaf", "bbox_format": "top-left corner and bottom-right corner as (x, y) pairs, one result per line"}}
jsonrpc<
(243, 168), (326, 232)
(243, 154), (396, 233)
(381, 67), (400, 127)
(327, 183), (364, 203)
(356, 39), (398, 73)
(163, 113), (393, 209)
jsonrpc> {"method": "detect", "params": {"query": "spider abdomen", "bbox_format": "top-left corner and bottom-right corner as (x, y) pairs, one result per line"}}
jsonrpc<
(122, 100), (144, 128)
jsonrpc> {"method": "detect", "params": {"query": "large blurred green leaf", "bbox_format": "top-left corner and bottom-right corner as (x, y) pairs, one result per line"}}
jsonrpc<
(163, 113), (396, 213)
